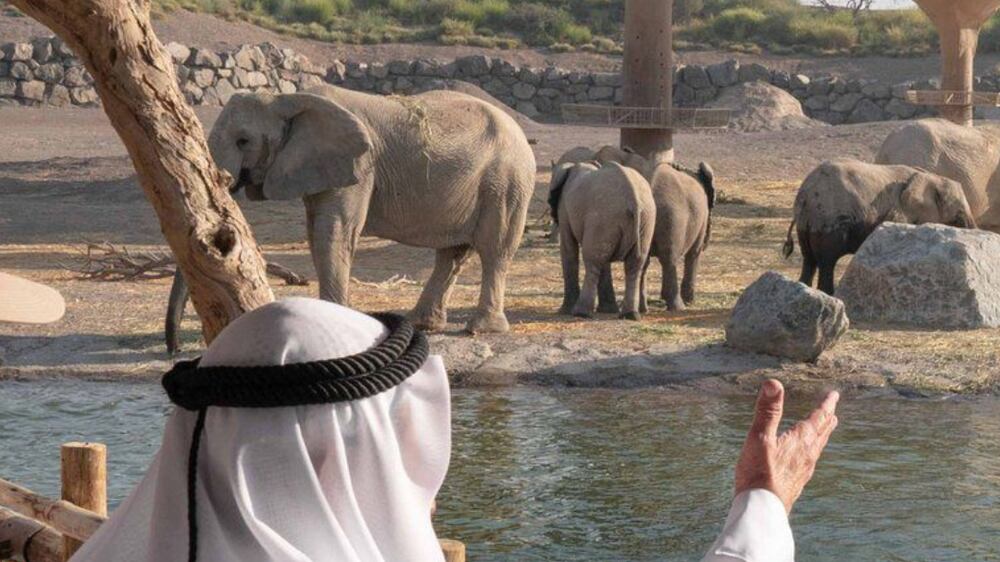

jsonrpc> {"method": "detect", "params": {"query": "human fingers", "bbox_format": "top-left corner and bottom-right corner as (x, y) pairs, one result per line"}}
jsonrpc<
(748, 379), (785, 439)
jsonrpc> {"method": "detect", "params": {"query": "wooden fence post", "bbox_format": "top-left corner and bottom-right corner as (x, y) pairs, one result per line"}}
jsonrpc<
(60, 443), (106, 560)
(440, 538), (466, 562)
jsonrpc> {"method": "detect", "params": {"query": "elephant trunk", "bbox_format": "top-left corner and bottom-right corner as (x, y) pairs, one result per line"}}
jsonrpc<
(165, 268), (190, 355)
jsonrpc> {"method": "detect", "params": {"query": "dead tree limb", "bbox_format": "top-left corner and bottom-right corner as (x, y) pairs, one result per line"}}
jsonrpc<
(9, 0), (274, 343)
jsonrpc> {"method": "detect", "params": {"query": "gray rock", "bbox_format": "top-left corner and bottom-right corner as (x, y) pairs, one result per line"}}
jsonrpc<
(47, 84), (69, 106)
(544, 66), (567, 83)
(738, 62), (770, 84)
(394, 76), (413, 92)
(0, 78), (16, 97)
(726, 271), (848, 362)
(369, 62), (390, 79)
(376, 80), (394, 95)
(192, 68), (216, 88)
(518, 67), (542, 85)
(592, 72), (622, 87)
(214, 79), (237, 104)
(588, 86), (614, 100)
(17, 80), (46, 102)
(63, 66), (94, 88)
(830, 92), (862, 113)
(165, 42), (191, 65)
(455, 54), (491, 77)
(491, 58), (517, 77)
(884, 98), (917, 119)
(536, 87), (561, 98)
(346, 62), (368, 79)
(770, 70), (791, 89)
(412, 59), (441, 77)
(188, 48), (222, 68)
(673, 83), (696, 106)
(388, 59), (413, 75)
(707, 60), (740, 87)
(861, 82), (891, 99)
(31, 37), (53, 63)
(847, 98), (885, 123)
(891, 82), (912, 99)
(52, 37), (75, 58)
(803, 94), (829, 111)
(232, 45), (266, 70)
(0, 62), (8, 78)
(790, 74), (811, 89)
(182, 82), (204, 104)
(837, 223), (1000, 329)
(515, 101), (539, 119)
(326, 60), (346, 83)
(482, 78), (510, 96)
(680, 65), (711, 89)
(807, 78), (833, 96)
(278, 79), (297, 94)
(3, 43), (33, 62)
(512, 82), (536, 100)
(298, 73), (324, 90)
(201, 86), (221, 106)
(34, 62), (63, 84)
(69, 86), (99, 105)
(9, 62), (31, 80)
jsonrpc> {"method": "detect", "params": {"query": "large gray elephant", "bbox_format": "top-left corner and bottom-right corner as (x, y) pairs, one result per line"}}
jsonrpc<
(783, 159), (977, 295)
(876, 118), (1000, 231)
(548, 161), (656, 320)
(204, 85), (536, 334)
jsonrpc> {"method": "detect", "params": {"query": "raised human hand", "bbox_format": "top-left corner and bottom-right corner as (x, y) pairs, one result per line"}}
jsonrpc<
(734, 379), (839, 514)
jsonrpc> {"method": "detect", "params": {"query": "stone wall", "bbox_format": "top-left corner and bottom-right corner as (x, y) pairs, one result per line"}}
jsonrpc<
(0, 35), (982, 125)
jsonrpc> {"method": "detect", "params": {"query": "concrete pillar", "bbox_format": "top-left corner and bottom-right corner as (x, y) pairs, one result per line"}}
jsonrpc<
(621, 0), (674, 162)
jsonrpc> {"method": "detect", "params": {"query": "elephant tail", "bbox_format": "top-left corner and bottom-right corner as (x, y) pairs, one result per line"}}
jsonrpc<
(782, 219), (797, 259)
(165, 268), (190, 355)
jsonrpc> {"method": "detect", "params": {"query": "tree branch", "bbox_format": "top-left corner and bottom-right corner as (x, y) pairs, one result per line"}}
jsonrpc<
(8, 0), (274, 342)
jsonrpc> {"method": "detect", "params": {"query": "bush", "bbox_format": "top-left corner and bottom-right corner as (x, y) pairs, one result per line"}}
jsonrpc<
(558, 22), (592, 45)
(710, 7), (767, 42)
(440, 17), (475, 36)
(504, 2), (574, 45)
(284, 0), (335, 23)
(787, 15), (856, 51)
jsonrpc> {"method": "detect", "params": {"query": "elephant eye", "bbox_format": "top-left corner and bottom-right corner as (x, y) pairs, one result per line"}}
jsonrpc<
(236, 138), (249, 149)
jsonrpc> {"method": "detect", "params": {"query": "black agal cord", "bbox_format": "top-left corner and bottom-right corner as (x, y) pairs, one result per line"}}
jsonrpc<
(161, 313), (428, 562)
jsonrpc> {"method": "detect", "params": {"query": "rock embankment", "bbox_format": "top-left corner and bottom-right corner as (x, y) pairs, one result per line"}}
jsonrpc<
(0, 35), (984, 125)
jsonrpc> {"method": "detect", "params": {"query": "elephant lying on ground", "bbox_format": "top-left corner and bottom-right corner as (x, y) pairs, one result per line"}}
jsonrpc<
(784, 159), (977, 295)
(590, 146), (717, 311)
(876, 118), (1000, 231)
(204, 86), (536, 334)
(549, 161), (656, 319)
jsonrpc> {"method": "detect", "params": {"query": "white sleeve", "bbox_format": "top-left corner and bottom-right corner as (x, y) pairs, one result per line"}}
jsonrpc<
(700, 489), (795, 562)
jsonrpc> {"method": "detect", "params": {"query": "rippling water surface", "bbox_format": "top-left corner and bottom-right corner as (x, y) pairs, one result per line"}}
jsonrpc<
(1, 380), (997, 561)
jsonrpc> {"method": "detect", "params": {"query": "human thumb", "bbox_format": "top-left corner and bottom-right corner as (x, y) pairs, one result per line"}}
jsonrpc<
(749, 379), (784, 438)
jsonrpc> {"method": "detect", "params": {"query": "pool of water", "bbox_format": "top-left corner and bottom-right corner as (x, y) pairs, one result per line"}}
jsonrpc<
(0, 380), (998, 561)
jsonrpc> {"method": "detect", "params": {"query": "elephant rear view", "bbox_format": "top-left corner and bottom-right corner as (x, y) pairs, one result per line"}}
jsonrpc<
(549, 162), (656, 320)
(785, 159), (976, 295)
(207, 85), (536, 333)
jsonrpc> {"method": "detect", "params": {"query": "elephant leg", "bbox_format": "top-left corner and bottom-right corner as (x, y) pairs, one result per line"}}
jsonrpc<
(660, 255), (685, 311)
(817, 262), (838, 296)
(559, 228), (581, 315)
(572, 261), (602, 318)
(411, 245), (473, 331)
(164, 268), (190, 354)
(466, 182), (528, 334)
(621, 252), (644, 321)
(798, 230), (817, 288)
(597, 265), (619, 314)
(305, 190), (368, 304)
(639, 256), (650, 314)
(681, 249), (701, 306)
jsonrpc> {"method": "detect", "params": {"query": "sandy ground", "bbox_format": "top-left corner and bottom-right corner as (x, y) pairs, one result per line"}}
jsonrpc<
(2, 9), (999, 84)
(2, 102), (999, 396)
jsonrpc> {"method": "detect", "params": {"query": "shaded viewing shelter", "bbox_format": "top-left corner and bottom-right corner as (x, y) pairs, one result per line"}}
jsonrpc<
(907, 0), (1000, 125)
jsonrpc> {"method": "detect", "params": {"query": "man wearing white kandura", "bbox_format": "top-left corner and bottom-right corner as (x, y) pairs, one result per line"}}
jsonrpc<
(63, 297), (837, 562)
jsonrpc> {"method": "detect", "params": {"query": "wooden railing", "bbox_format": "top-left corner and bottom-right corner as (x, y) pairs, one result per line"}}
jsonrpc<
(0, 443), (466, 562)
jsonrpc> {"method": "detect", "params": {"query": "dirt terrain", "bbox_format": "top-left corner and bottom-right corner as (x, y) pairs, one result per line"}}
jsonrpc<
(2, 99), (999, 397)
(4, 9), (1000, 84)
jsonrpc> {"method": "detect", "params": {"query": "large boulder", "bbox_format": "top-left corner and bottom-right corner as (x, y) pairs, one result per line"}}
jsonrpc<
(706, 81), (826, 133)
(726, 271), (849, 362)
(837, 223), (1000, 328)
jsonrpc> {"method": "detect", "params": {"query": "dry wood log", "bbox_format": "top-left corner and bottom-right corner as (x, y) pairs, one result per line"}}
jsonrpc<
(0, 507), (63, 562)
(0, 478), (105, 542)
(439, 539), (466, 562)
(8, 0), (274, 343)
(60, 444), (107, 560)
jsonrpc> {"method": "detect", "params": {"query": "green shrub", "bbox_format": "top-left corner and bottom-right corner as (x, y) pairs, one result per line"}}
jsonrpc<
(710, 7), (767, 42)
(440, 17), (475, 36)
(549, 42), (575, 52)
(558, 21), (592, 45)
(787, 15), (856, 50)
(284, 0), (334, 23)
(504, 2), (574, 45)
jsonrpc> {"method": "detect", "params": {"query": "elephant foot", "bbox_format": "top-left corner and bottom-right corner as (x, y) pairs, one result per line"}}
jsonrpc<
(572, 311), (594, 319)
(411, 312), (448, 332)
(466, 311), (510, 334)
(597, 301), (620, 314)
(665, 298), (686, 312)
(682, 291), (695, 305)
(639, 300), (648, 314)
(620, 311), (641, 321)
(559, 304), (576, 316)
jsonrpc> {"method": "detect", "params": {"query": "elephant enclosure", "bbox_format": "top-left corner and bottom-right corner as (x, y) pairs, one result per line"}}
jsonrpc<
(2, 106), (999, 395)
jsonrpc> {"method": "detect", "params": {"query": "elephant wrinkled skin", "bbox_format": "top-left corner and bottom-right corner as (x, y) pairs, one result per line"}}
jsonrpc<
(205, 85), (536, 334)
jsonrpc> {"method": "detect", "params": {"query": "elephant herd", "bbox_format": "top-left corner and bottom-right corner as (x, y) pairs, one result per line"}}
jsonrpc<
(163, 84), (999, 351)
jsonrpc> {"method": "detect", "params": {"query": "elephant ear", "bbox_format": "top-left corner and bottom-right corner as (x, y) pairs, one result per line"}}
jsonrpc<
(263, 93), (373, 200)
(897, 172), (939, 223)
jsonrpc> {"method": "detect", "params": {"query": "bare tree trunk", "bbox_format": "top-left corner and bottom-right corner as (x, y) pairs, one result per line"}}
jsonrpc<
(8, 0), (274, 342)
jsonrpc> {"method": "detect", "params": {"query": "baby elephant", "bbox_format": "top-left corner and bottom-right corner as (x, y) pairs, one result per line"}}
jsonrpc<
(644, 161), (716, 311)
(549, 161), (656, 319)
(785, 159), (977, 295)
